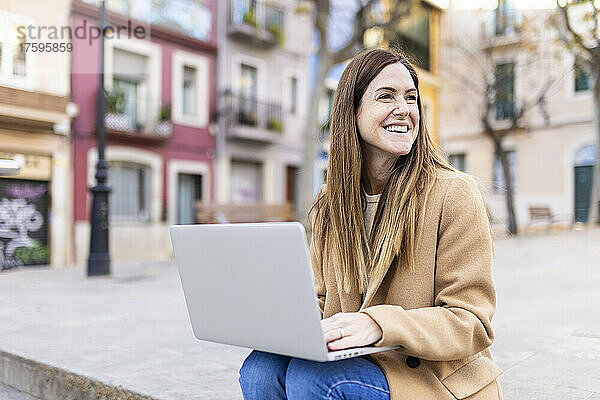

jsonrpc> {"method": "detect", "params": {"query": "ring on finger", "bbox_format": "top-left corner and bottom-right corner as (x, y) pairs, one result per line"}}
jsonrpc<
(337, 327), (344, 340)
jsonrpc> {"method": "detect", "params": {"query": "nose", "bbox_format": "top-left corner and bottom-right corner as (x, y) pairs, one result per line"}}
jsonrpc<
(392, 101), (410, 118)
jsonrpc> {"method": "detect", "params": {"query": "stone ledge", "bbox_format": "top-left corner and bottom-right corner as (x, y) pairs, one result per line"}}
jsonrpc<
(0, 351), (156, 400)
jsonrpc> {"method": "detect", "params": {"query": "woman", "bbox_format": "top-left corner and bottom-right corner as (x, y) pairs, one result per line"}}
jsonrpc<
(239, 48), (503, 399)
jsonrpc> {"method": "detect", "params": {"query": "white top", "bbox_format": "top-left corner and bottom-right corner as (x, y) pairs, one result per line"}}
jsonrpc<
(363, 191), (381, 299)
(364, 191), (381, 238)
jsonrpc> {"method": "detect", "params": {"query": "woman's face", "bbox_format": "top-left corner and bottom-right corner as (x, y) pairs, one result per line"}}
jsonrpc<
(356, 62), (420, 162)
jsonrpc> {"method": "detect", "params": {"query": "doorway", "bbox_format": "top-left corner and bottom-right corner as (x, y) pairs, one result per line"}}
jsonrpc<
(574, 144), (596, 223)
(177, 173), (203, 224)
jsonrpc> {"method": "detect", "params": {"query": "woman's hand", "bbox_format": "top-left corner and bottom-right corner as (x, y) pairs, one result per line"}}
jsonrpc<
(321, 312), (383, 351)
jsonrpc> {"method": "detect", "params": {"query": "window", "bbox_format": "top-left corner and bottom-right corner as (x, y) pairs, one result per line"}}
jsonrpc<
(574, 58), (591, 92)
(495, 0), (516, 36)
(494, 150), (517, 192)
(290, 76), (298, 114)
(113, 77), (140, 130)
(449, 153), (466, 172)
(183, 66), (197, 116)
(392, 2), (431, 71)
(172, 50), (209, 127)
(0, 12), (34, 88)
(239, 63), (258, 125)
(495, 62), (515, 120)
(112, 48), (150, 130)
(109, 161), (150, 222)
(12, 28), (26, 77)
(240, 63), (258, 99)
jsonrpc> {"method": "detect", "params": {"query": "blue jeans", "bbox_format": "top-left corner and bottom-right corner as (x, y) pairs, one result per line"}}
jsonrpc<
(239, 350), (390, 400)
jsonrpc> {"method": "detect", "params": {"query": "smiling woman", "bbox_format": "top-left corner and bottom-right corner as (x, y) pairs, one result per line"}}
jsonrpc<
(239, 48), (503, 400)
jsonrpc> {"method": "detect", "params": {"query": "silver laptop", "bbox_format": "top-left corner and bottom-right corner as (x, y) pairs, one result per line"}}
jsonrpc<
(169, 222), (398, 362)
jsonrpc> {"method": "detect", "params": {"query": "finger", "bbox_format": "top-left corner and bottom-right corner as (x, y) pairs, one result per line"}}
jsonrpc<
(327, 336), (359, 351)
(323, 325), (348, 344)
(323, 329), (339, 344)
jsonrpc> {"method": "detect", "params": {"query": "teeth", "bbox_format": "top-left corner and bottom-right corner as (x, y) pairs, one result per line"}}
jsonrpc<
(385, 125), (408, 133)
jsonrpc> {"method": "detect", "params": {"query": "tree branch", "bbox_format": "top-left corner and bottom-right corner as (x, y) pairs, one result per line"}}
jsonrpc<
(557, 1), (594, 55)
(591, 0), (599, 43)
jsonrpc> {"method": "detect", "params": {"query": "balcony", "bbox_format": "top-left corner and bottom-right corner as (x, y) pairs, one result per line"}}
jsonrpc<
(78, 0), (213, 42)
(227, 0), (284, 48)
(103, 89), (171, 141)
(495, 100), (515, 120)
(220, 92), (283, 143)
(481, 9), (521, 50)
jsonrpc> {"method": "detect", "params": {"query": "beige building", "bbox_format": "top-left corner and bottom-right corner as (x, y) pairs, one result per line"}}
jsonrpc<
(439, 0), (596, 231)
(0, 1), (76, 269)
(215, 0), (313, 210)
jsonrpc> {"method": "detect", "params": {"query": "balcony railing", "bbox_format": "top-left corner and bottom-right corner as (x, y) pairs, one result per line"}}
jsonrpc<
(79, 0), (213, 42)
(227, 0), (284, 47)
(104, 91), (172, 139)
(495, 100), (515, 120)
(219, 92), (284, 142)
(222, 93), (283, 131)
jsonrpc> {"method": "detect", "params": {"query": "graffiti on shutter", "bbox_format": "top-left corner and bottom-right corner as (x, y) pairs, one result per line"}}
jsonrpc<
(0, 179), (49, 270)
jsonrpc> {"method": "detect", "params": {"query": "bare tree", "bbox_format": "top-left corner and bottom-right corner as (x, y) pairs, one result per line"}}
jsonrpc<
(298, 0), (416, 223)
(442, 12), (557, 235)
(553, 0), (600, 226)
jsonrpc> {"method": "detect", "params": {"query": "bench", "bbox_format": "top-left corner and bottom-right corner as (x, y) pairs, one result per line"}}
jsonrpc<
(195, 202), (297, 224)
(528, 206), (554, 229)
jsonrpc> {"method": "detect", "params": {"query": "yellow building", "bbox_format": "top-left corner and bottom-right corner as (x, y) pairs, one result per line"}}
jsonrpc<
(0, 1), (76, 269)
(367, 0), (444, 144)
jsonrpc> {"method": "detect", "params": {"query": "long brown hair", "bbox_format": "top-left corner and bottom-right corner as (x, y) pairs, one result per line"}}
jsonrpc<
(310, 48), (455, 294)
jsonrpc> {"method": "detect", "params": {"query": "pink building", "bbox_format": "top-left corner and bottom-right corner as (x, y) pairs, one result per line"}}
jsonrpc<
(70, 0), (217, 265)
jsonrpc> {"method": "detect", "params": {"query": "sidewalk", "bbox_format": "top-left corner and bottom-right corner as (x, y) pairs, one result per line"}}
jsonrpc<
(1, 228), (600, 399)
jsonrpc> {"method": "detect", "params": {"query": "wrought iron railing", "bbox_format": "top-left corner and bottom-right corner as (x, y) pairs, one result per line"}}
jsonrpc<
(495, 100), (515, 120)
(79, 0), (213, 41)
(104, 91), (171, 137)
(221, 92), (283, 132)
(229, 0), (284, 33)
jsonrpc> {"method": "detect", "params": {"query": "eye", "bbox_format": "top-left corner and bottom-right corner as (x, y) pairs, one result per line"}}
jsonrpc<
(378, 93), (393, 100)
(406, 95), (417, 103)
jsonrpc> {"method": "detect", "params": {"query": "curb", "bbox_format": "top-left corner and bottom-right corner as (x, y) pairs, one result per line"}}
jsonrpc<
(0, 351), (157, 400)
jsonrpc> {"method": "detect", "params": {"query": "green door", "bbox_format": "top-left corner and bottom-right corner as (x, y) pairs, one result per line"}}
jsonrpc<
(574, 165), (594, 222)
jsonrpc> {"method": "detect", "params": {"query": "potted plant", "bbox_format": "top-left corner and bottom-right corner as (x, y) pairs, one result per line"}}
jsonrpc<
(243, 9), (257, 28)
(267, 23), (284, 46)
(239, 110), (257, 126)
(155, 104), (172, 136)
(104, 88), (129, 131)
(267, 118), (283, 132)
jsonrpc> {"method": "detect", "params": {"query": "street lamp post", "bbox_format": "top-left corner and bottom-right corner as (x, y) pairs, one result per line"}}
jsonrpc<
(88, 0), (111, 276)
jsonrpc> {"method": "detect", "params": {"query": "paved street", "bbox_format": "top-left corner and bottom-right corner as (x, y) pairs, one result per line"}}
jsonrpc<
(0, 228), (599, 399)
(0, 384), (39, 400)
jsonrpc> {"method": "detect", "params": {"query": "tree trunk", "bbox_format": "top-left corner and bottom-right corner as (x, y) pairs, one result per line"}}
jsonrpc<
(298, 53), (333, 225)
(587, 70), (600, 227)
(495, 140), (518, 235)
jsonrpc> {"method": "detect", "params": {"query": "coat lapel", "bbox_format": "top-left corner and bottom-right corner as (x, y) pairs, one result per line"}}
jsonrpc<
(359, 255), (398, 310)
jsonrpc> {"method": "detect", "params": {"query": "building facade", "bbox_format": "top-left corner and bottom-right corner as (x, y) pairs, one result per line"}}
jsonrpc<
(214, 0), (313, 210)
(0, 0), (76, 269)
(439, 0), (596, 230)
(71, 0), (217, 265)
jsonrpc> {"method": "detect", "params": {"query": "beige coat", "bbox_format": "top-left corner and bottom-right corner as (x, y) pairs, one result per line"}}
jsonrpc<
(310, 169), (503, 400)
